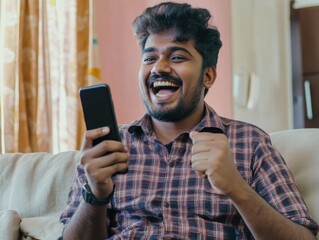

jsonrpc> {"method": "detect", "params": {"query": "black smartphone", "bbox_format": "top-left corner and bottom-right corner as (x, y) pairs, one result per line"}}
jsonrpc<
(80, 84), (121, 145)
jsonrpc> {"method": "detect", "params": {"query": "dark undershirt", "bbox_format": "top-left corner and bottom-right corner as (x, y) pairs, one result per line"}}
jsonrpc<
(165, 142), (173, 153)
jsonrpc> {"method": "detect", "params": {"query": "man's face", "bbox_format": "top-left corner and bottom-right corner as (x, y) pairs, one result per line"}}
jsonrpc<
(138, 31), (206, 122)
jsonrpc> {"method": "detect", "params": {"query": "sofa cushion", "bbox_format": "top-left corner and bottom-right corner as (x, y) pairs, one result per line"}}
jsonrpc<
(0, 210), (21, 240)
(0, 151), (80, 218)
(270, 128), (319, 225)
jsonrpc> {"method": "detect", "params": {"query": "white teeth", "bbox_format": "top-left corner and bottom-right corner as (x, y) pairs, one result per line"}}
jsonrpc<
(153, 81), (178, 88)
(156, 92), (171, 97)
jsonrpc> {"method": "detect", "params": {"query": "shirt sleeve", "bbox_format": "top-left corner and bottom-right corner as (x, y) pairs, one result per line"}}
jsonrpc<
(59, 163), (87, 224)
(251, 134), (319, 236)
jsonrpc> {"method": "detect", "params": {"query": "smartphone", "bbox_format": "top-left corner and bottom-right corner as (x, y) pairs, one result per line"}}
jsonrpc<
(80, 84), (121, 145)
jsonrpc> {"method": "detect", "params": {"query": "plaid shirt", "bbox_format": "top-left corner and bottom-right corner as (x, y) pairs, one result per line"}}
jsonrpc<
(60, 103), (318, 239)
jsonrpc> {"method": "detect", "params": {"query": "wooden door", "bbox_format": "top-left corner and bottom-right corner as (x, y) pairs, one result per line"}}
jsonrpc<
(291, 6), (319, 128)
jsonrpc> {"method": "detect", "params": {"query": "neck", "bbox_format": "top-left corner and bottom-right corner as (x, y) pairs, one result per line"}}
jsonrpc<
(151, 104), (205, 145)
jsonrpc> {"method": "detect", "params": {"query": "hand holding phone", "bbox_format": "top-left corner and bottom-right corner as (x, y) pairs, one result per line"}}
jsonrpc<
(80, 84), (121, 146)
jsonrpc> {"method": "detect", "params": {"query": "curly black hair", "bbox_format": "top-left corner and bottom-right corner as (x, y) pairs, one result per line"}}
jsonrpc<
(132, 2), (222, 69)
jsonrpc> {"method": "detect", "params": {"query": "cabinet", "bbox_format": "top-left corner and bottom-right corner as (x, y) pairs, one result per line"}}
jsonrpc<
(231, 0), (293, 132)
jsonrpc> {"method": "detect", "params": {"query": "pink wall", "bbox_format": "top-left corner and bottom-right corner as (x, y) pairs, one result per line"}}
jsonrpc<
(95, 0), (232, 124)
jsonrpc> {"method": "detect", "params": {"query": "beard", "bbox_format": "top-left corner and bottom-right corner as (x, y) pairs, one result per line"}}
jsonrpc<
(142, 72), (204, 122)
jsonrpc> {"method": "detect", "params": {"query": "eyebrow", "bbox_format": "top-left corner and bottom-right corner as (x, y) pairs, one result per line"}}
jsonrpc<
(142, 46), (193, 56)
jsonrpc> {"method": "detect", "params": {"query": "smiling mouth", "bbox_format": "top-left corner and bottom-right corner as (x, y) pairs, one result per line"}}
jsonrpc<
(151, 80), (181, 95)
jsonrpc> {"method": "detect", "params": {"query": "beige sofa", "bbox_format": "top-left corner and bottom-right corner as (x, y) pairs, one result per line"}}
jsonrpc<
(0, 129), (318, 240)
(0, 151), (80, 240)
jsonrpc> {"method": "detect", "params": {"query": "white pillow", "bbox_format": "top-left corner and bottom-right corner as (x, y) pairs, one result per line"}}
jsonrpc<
(20, 215), (64, 240)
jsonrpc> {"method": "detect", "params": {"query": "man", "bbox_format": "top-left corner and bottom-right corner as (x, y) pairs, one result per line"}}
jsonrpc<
(60, 2), (318, 239)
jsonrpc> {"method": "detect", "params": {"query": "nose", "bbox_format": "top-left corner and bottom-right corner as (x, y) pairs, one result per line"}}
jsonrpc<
(151, 58), (172, 75)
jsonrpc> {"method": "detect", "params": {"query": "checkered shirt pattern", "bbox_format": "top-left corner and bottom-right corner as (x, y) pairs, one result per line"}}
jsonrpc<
(60, 103), (319, 239)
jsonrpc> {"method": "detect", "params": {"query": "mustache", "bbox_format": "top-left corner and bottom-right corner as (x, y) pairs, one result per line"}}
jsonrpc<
(147, 73), (183, 87)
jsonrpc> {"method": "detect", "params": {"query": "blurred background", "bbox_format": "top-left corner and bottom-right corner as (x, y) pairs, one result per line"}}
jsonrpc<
(0, 0), (318, 153)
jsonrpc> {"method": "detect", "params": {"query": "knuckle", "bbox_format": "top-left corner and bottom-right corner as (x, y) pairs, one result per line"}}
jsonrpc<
(83, 161), (93, 173)
(117, 162), (128, 172)
(109, 152), (119, 162)
(115, 164), (122, 172)
(123, 152), (130, 161)
(84, 130), (91, 139)
(113, 152), (127, 161)
(101, 141), (109, 148)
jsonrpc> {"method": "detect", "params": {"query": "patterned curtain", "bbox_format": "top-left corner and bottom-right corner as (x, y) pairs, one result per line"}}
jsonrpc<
(0, 0), (100, 153)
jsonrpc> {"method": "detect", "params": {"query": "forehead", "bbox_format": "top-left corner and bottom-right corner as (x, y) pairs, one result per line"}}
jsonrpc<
(143, 31), (198, 54)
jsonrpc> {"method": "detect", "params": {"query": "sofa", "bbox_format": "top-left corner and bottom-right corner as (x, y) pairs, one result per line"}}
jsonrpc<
(0, 151), (80, 240)
(0, 128), (318, 240)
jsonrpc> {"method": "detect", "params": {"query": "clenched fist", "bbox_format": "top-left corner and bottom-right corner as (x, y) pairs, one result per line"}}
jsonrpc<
(190, 131), (246, 197)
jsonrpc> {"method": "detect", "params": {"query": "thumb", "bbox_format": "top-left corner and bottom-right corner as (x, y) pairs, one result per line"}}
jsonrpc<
(81, 127), (110, 150)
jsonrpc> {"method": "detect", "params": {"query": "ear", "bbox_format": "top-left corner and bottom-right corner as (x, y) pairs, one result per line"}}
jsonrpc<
(203, 66), (216, 89)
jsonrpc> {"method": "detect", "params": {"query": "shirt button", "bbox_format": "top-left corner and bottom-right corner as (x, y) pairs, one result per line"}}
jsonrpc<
(168, 161), (175, 167)
(162, 201), (170, 208)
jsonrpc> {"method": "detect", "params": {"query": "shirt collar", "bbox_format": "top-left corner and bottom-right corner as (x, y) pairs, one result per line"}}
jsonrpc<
(127, 113), (154, 135)
(193, 103), (226, 134)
